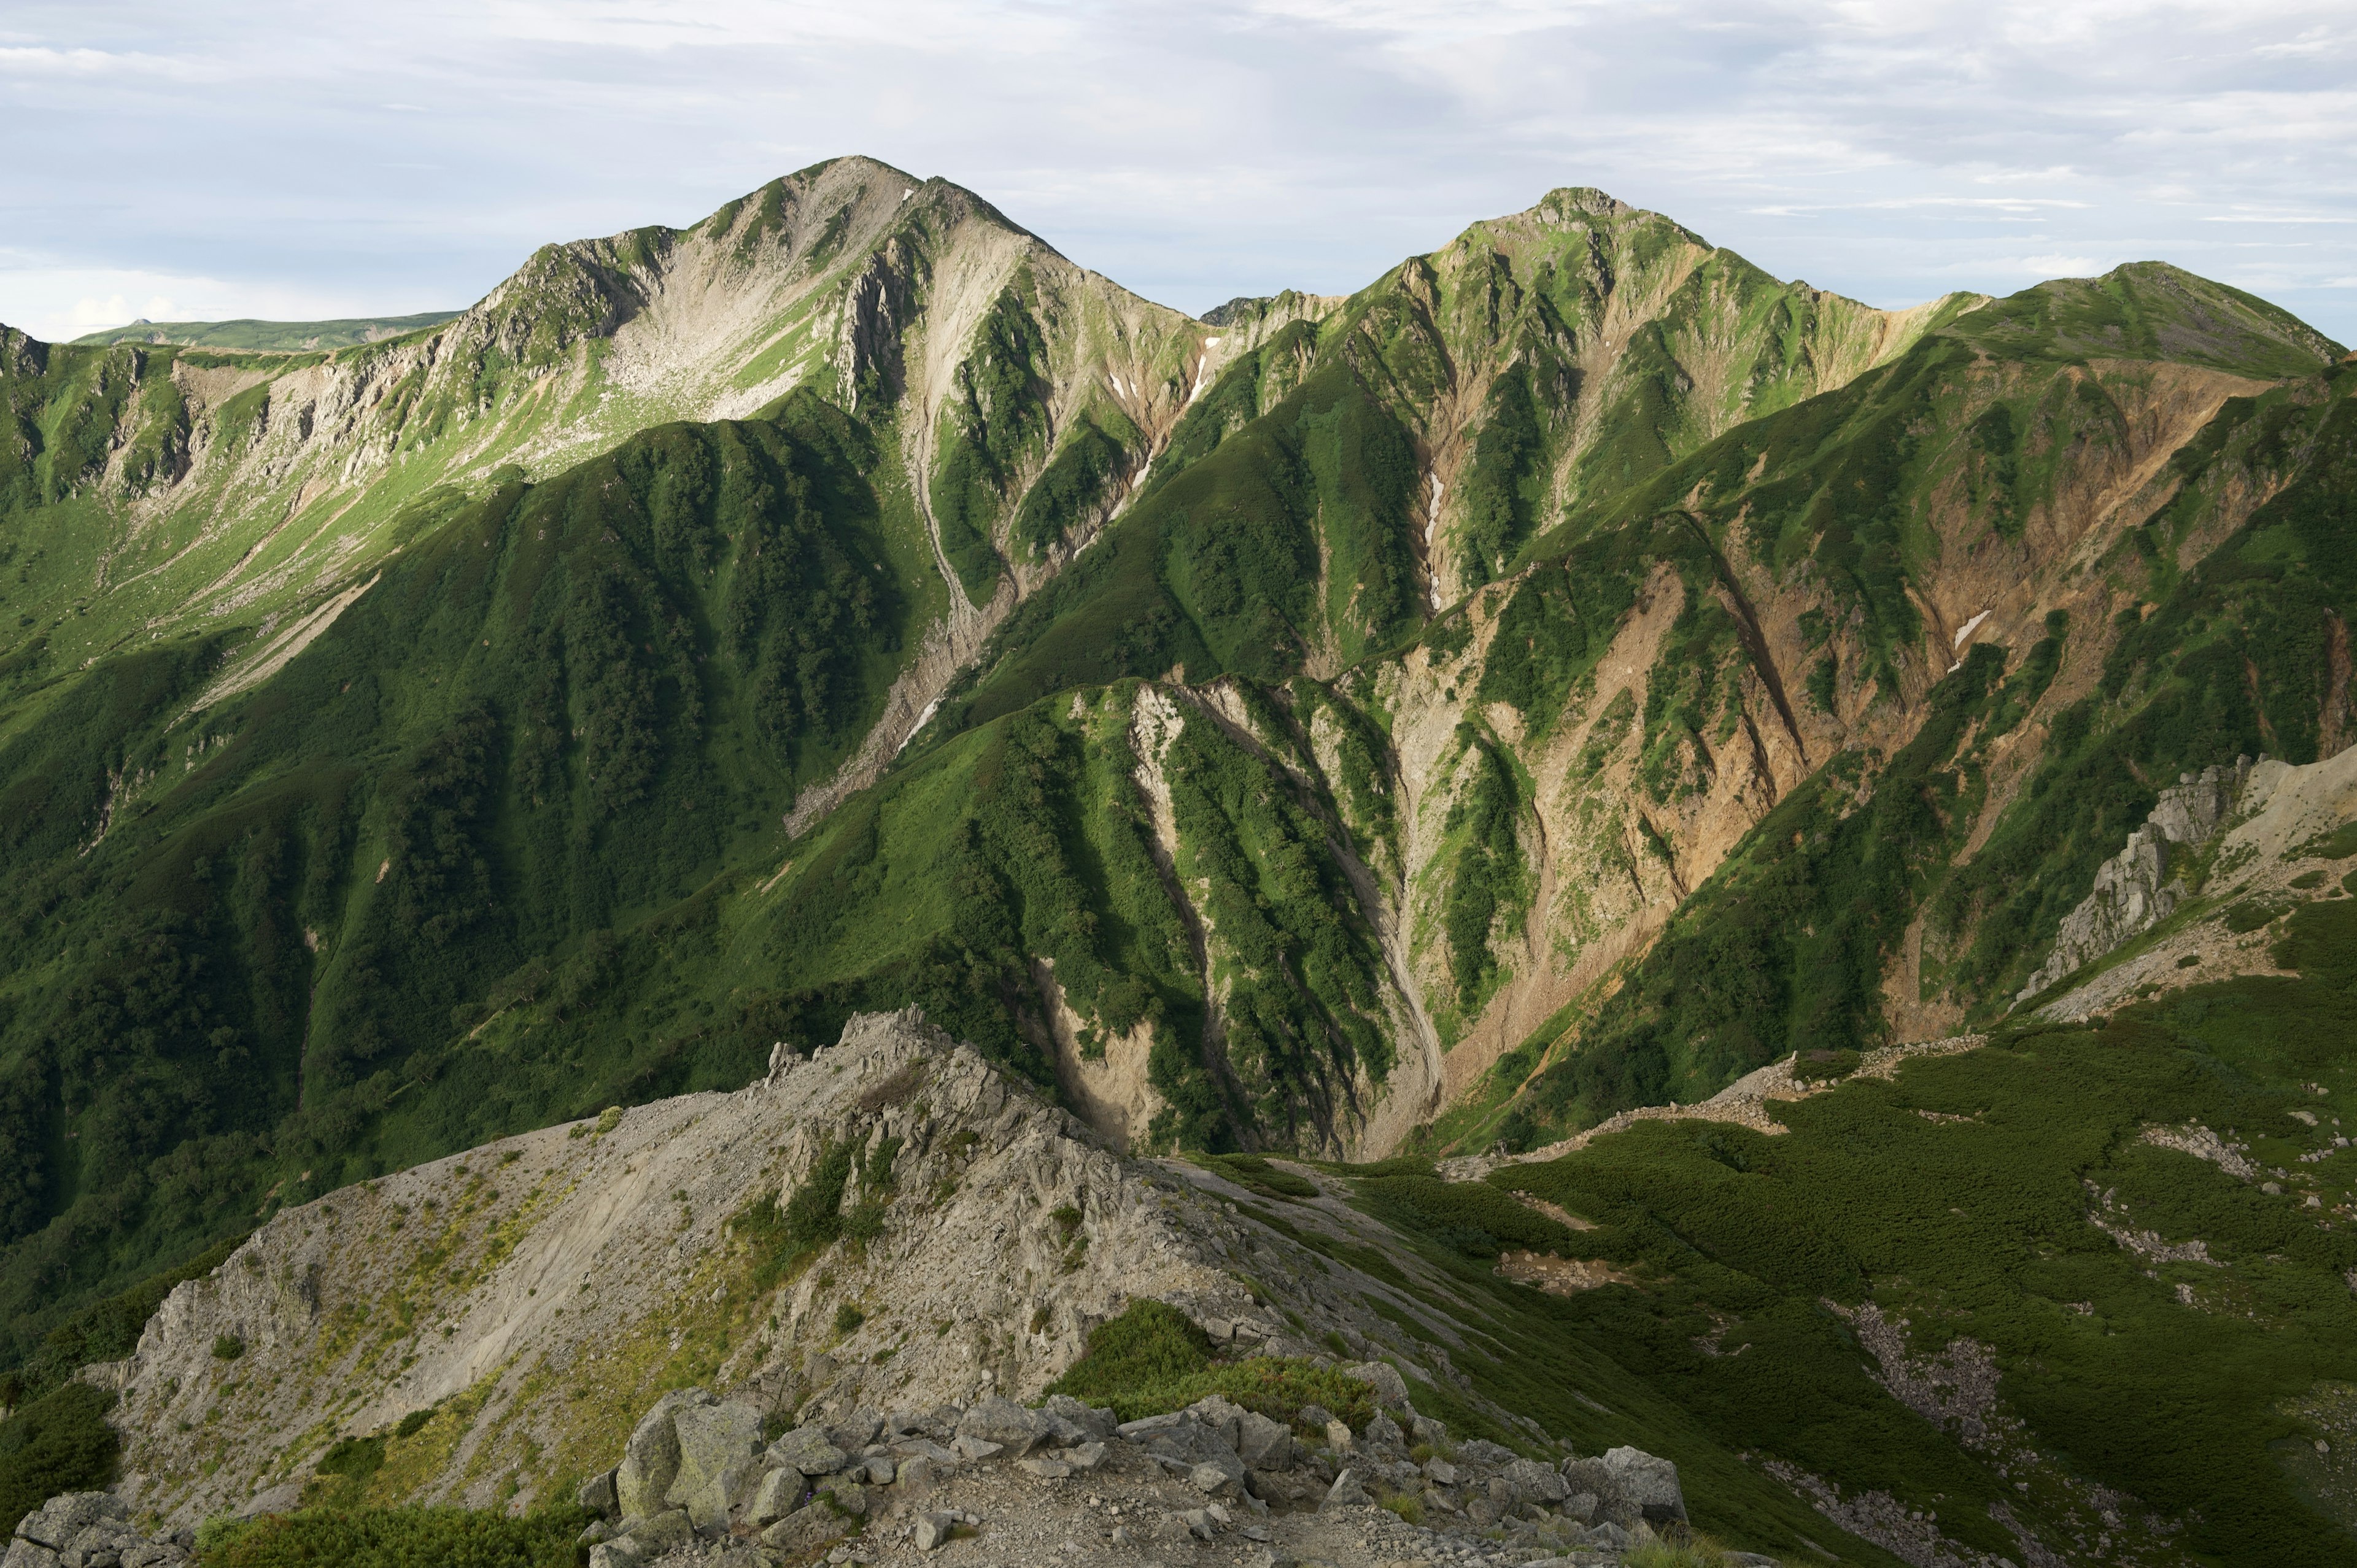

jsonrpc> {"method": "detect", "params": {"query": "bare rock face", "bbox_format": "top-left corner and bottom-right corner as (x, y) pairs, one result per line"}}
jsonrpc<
(2018, 759), (2252, 1001)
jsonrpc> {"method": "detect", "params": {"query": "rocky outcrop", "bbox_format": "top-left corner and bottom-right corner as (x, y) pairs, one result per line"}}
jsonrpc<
(3, 1493), (185, 1568)
(2016, 759), (2253, 1002)
(567, 1373), (1708, 1567)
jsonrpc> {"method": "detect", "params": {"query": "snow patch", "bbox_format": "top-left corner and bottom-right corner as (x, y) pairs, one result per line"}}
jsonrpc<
(1951, 609), (1991, 650)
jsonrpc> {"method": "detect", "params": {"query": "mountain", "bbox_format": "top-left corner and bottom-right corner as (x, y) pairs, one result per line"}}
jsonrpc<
(68, 314), (464, 352)
(4, 157), (2357, 1566)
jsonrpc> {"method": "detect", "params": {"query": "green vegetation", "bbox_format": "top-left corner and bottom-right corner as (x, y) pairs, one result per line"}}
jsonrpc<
(71, 314), (461, 352)
(0, 1383), (118, 1535)
(193, 1505), (587, 1568)
(1043, 1299), (1376, 1427)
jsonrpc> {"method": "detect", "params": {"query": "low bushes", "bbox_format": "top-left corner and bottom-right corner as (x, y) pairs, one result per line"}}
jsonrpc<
(1043, 1300), (1376, 1428)
(193, 1505), (587, 1568)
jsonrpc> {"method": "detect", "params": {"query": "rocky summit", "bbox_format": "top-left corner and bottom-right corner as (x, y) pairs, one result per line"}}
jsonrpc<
(5, 158), (2357, 1567)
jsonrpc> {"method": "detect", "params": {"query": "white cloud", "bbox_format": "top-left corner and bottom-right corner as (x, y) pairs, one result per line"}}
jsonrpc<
(0, 0), (2350, 341)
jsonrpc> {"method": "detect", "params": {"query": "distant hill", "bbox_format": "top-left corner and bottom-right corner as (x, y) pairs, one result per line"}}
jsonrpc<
(69, 310), (460, 350)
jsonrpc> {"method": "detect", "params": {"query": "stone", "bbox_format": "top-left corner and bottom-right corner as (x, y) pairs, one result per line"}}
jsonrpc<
(1423, 1458), (1458, 1486)
(1065, 1441), (1109, 1472)
(1600, 1446), (1687, 1524)
(1560, 1490), (1598, 1524)
(1189, 1461), (1242, 1499)
(1296, 1404), (1335, 1430)
(1234, 1411), (1293, 1469)
(1342, 1361), (1411, 1410)
(897, 1456), (935, 1489)
(1364, 1413), (1404, 1451)
(1320, 1469), (1369, 1511)
(1587, 1521), (1633, 1550)
(1180, 1508), (1218, 1541)
(1018, 1456), (1071, 1479)
(761, 1504), (853, 1554)
(1040, 1395), (1118, 1442)
(1323, 1419), (1354, 1452)
(821, 1481), (869, 1517)
(625, 1508), (694, 1557)
(669, 1400), (764, 1498)
(586, 1543), (642, 1568)
(1409, 1414), (1450, 1447)
(1465, 1496), (1503, 1528)
(912, 1512), (957, 1552)
(768, 1424), (851, 1477)
(1118, 1412), (1188, 1440)
(751, 1467), (807, 1526)
(953, 1435), (1005, 1462)
(576, 1467), (619, 1518)
(956, 1395), (1050, 1456)
(827, 1409), (886, 1451)
(614, 1394), (699, 1518)
(860, 1455), (898, 1485)
(1504, 1458), (1571, 1505)
(1457, 1439), (1517, 1467)
(1185, 1395), (1246, 1453)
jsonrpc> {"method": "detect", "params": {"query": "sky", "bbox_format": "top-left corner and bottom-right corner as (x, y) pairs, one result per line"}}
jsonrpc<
(2, 1), (2353, 346)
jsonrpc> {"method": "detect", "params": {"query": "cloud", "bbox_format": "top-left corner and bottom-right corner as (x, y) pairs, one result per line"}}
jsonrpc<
(0, 0), (2351, 342)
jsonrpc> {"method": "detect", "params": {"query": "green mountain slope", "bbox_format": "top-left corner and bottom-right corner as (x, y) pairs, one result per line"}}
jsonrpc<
(6, 163), (2357, 1565)
(68, 314), (462, 351)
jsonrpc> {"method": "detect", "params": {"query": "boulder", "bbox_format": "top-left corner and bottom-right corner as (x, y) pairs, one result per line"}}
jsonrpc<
(767, 1423), (850, 1476)
(666, 1400), (764, 1535)
(13, 1496), (117, 1553)
(1323, 1418), (1355, 1453)
(1600, 1446), (1687, 1524)
(1180, 1507), (1218, 1540)
(912, 1511), (957, 1551)
(897, 1456), (935, 1489)
(585, 1543), (641, 1568)
(1503, 1458), (1571, 1505)
(614, 1390), (708, 1518)
(953, 1434), (1005, 1462)
(576, 1467), (618, 1518)
(956, 1395), (1050, 1456)
(749, 1467), (806, 1527)
(1422, 1458), (1458, 1486)
(1019, 1456), (1072, 1480)
(1234, 1410), (1293, 1469)
(624, 1508), (694, 1557)
(1066, 1442), (1109, 1472)
(1189, 1459), (1243, 1499)
(1364, 1413), (1404, 1452)
(826, 1409), (884, 1451)
(821, 1481), (869, 1517)
(1040, 1394), (1118, 1442)
(1457, 1438), (1517, 1467)
(1117, 1412), (1188, 1440)
(761, 1502), (853, 1554)
(1560, 1489), (1598, 1524)
(1185, 1395), (1246, 1454)
(1342, 1361), (1411, 1410)
(1320, 1469), (1369, 1510)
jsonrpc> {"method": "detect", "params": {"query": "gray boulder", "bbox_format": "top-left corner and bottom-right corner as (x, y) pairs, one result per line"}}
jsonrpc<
(576, 1467), (618, 1518)
(760, 1502), (853, 1554)
(1457, 1438), (1517, 1467)
(1189, 1459), (1243, 1499)
(624, 1508), (694, 1557)
(1235, 1410), (1293, 1469)
(767, 1423), (850, 1476)
(1320, 1468), (1369, 1510)
(826, 1409), (884, 1451)
(1600, 1445), (1687, 1524)
(1040, 1394), (1118, 1442)
(911, 1511), (957, 1551)
(749, 1467), (806, 1526)
(821, 1481), (869, 1517)
(1185, 1395), (1246, 1453)
(956, 1395), (1050, 1456)
(614, 1389), (710, 1518)
(666, 1400), (764, 1535)
(1504, 1458), (1571, 1505)
(1342, 1361), (1411, 1410)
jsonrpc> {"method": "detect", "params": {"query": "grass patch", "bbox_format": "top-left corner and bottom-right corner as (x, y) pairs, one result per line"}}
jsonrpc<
(193, 1505), (588, 1567)
(1195, 1153), (1319, 1201)
(1042, 1300), (1375, 1428)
